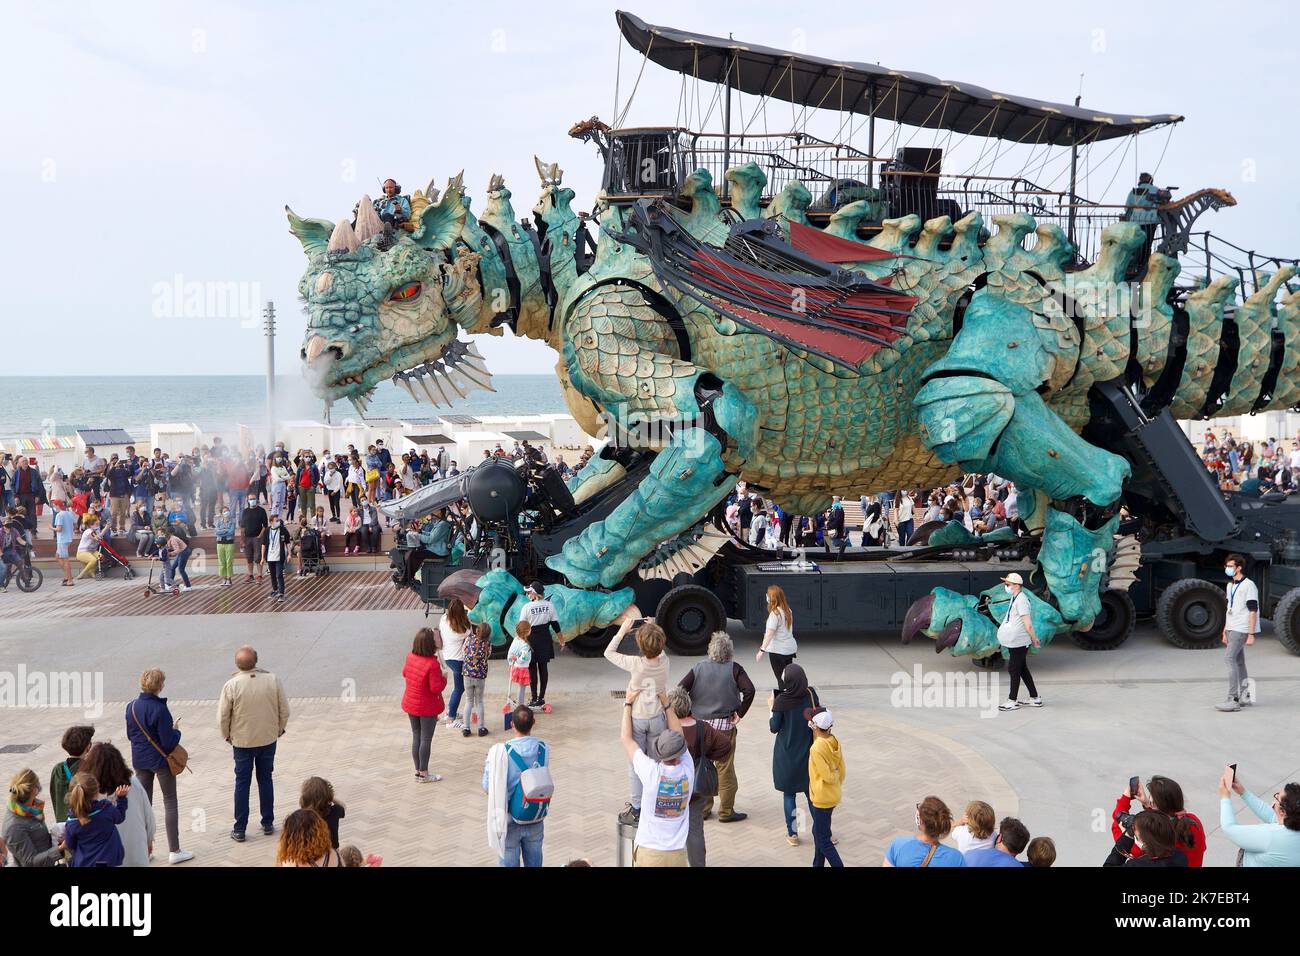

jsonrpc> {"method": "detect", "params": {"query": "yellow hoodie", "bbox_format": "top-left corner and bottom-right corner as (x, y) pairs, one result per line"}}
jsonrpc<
(809, 733), (845, 809)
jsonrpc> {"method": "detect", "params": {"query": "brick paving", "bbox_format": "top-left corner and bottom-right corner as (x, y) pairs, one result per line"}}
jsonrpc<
(0, 693), (1014, 867)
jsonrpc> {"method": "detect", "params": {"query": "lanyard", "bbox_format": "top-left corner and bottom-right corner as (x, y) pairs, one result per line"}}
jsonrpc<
(1229, 580), (1243, 610)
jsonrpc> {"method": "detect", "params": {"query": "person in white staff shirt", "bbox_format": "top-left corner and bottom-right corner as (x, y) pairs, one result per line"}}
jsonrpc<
(997, 572), (1042, 712)
(1216, 553), (1258, 713)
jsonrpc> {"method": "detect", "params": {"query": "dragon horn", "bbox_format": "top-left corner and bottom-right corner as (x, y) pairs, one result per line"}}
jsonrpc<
(447, 171), (464, 194)
(327, 219), (360, 253)
(488, 173), (504, 193)
(354, 196), (384, 242)
(534, 155), (548, 184)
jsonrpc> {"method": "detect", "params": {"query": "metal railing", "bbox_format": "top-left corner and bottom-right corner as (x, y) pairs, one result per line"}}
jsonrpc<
(599, 128), (1295, 282)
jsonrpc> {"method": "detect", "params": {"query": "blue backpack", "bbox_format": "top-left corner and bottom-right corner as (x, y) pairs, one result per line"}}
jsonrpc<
(506, 741), (553, 824)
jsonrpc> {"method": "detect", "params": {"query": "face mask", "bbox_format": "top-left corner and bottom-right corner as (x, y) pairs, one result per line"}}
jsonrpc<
(221, 511), (229, 518)
(1225, 567), (1235, 577)
(1004, 584), (1014, 594)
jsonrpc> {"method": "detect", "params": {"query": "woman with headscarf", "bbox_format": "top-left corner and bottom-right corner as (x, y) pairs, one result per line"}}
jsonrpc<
(769, 662), (819, 847)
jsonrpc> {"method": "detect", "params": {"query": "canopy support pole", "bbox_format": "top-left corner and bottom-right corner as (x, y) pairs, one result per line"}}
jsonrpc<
(1067, 114), (1079, 256)
(867, 80), (877, 189)
(722, 52), (734, 197)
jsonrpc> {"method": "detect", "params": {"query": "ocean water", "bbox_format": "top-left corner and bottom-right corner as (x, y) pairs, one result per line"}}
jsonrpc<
(0, 375), (566, 438)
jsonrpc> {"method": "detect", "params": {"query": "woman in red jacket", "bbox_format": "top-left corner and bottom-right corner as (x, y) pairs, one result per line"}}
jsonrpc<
(1111, 775), (1206, 867)
(402, 628), (447, 783)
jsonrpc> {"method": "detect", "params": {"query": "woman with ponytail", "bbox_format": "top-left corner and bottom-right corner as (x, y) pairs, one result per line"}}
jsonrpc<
(3, 769), (63, 866)
(63, 771), (129, 867)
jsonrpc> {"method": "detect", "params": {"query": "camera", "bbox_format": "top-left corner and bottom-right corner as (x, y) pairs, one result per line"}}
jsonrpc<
(1115, 811), (1136, 833)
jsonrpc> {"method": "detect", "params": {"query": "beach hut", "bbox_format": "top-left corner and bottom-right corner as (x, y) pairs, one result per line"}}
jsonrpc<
(75, 428), (136, 466)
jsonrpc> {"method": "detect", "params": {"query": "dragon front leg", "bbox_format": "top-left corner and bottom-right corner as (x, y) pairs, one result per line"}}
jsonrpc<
(905, 287), (1130, 657)
(547, 294), (759, 589)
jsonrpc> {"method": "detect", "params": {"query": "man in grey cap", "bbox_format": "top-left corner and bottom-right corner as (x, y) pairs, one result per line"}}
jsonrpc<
(620, 689), (693, 867)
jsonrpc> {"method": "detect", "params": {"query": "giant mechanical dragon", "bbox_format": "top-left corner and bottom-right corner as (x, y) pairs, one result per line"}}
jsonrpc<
(286, 142), (1296, 659)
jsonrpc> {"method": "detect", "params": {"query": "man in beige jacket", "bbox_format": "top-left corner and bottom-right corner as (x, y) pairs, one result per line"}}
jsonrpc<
(219, 645), (290, 842)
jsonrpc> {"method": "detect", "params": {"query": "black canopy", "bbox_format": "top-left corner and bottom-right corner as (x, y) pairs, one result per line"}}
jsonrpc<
(616, 11), (1182, 146)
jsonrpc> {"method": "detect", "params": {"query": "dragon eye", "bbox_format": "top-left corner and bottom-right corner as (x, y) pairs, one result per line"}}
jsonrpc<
(390, 282), (421, 302)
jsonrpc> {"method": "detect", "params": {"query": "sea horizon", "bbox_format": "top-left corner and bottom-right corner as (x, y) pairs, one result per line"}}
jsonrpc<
(0, 374), (567, 438)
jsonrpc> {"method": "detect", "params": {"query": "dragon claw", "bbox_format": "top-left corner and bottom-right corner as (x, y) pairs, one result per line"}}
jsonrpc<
(935, 618), (964, 653)
(901, 593), (934, 645)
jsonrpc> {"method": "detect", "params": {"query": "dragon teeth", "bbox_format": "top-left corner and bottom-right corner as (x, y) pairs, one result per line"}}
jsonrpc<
(454, 362), (495, 392)
(411, 372), (444, 407)
(394, 374), (419, 403)
(436, 365), (467, 399)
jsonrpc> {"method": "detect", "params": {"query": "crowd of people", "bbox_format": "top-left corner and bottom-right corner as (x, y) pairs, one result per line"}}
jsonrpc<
(1197, 428), (1300, 495)
(0, 434), (591, 598)
(724, 474), (1020, 552)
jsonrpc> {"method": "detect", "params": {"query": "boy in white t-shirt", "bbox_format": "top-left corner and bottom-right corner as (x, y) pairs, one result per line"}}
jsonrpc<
(620, 690), (693, 867)
(952, 800), (997, 854)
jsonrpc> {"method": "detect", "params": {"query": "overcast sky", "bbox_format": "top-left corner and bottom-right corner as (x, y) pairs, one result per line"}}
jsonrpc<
(4, 0), (1296, 377)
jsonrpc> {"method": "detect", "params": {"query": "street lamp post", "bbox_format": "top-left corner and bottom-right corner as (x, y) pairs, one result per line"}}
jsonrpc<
(264, 301), (276, 449)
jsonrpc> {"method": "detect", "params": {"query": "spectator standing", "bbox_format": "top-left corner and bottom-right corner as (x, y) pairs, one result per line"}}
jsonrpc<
(678, 631), (755, 823)
(895, 489), (915, 545)
(1111, 775), (1205, 867)
(3, 769), (63, 867)
(241, 493), (268, 582)
(261, 511), (290, 601)
(64, 772), (129, 867)
(219, 646), (290, 841)
(964, 817), (1030, 867)
(769, 662), (818, 846)
(1103, 810), (1188, 867)
(621, 690), (693, 867)
(323, 460), (344, 521)
(78, 743), (156, 867)
(806, 706), (845, 867)
(401, 627), (448, 783)
(1026, 836), (1056, 867)
(952, 800), (997, 854)
(756, 584), (798, 689)
(12, 456), (46, 539)
(483, 704), (549, 867)
(126, 668), (193, 864)
(48, 725), (95, 822)
(276, 809), (341, 867)
(666, 686), (732, 867)
(300, 777), (345, 849)
(1219, 770), (1300, 866)
(461, 622), (492, 738)
(214, 504), (236, 586)
(884, 796), (965, 867)
(1217, 553), (1258, 712)
(606, 608), (670, 827)
(47, 500), (74, 588)
(438, 599), (472, 727)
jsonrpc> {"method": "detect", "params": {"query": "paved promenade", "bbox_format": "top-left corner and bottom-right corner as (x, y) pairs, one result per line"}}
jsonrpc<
(2, 572), (1298, 866)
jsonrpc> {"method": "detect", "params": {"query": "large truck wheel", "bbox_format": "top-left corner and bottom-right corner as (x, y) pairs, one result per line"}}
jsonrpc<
(1156, 578), (1226, 650)
(656, 584), (725, 656)
(1271, 587), (1300, 655)
(1070, 590), (1136, 650)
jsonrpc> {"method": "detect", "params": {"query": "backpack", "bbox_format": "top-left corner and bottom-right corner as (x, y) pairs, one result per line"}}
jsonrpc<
(506, 741), (553, 824)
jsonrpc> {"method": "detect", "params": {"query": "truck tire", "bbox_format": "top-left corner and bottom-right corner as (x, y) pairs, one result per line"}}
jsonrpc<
(1070, 590), (1135, 650)
(656, 584), (725, 656)
(1156, 578), (1226, 650)
(1271, 587), (1300, 655)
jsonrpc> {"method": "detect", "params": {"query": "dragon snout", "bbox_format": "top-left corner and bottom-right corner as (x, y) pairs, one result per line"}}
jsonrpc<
(301, 334), (349, 365)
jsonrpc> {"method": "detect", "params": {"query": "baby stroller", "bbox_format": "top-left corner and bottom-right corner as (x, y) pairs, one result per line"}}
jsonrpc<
(97, 533), (137, 580)
(298, 527), (329, 577)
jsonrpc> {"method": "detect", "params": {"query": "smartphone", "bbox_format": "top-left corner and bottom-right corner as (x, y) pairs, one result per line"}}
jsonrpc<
(1230, 763), (1237, 784)
(1128, 775), (1140, 797)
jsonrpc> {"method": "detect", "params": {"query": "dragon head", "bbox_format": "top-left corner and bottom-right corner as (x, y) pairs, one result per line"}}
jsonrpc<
(286, 175), (494, 417)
